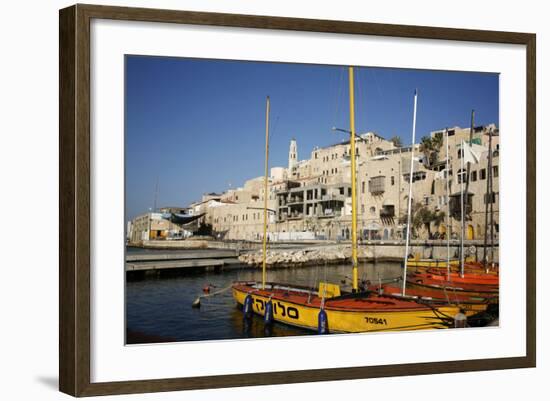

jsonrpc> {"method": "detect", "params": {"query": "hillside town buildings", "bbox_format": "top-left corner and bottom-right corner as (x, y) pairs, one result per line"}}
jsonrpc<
(128, 124), (499, 243)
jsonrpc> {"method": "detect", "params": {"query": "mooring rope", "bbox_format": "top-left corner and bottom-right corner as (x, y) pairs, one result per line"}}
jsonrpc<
(192, 283), (234, 308)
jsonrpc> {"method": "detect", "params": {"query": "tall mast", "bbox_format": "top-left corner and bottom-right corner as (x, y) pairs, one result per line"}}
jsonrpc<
(483, 129), (492, 271)
(348, 67), (359, 293)
(401, 89), (418, 296)
(488, 129), (495, 267)
(462, 110), (474, 276)
(460, 140), (465, 277)
(445, 128), (451, 281)
(261, 96), (270, 290)
(464, 111), (474, 215)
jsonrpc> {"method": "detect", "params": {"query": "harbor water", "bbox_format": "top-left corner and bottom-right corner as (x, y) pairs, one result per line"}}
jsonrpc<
(126, 256), (403, 344)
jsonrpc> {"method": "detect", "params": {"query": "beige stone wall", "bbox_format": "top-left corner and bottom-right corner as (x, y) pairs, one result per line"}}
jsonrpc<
(200, 126), (498, 242)
(210, 199), (278, 240)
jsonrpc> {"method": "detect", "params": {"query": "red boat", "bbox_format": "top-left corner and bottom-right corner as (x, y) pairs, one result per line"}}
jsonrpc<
(420, 270), (499, 286)
(368, 283), (497, 316)
(407, 272), (499, 295)
(413, 261), (499, 276)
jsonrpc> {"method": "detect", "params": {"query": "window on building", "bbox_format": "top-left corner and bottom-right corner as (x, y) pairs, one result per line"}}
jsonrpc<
(391, 176), (395, 186)
(370, 206), (376, 215)
(480, 168), (486, 180)
(484, 192), (497, 204)
(457, 168), (467, 184)
(361, 204), (365, 214)
(471, 170), (477, 182)
(493, 166), (499, 177)
(361, 181), (365, 194)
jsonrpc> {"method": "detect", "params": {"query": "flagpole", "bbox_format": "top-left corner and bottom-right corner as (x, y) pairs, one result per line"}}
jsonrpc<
(402, 89), (418, 297)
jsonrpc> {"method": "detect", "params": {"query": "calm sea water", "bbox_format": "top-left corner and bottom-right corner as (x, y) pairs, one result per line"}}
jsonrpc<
(126, 250), (403, 344)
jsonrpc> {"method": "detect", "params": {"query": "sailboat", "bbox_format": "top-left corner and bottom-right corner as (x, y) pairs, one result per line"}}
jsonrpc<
(408, 130), (498, 280)
(369, 109), (497, 319)
(404, 129), (499, 302)
(232, 69), (462, 333)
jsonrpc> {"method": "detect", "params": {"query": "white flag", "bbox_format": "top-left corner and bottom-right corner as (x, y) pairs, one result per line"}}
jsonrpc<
(461, 140), (485, 164)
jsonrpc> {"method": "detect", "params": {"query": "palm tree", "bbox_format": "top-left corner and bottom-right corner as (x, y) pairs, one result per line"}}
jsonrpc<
(419, 136), (434, 167)
(400, 202), (444, 239)
(390, 135), (402, 148)
(419, 134), (443, 168)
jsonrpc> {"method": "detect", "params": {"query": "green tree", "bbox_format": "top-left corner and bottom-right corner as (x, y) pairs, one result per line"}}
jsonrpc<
(419, 134), (443, 168)
(390, 135), (402, 148)
(400, 202), (445, 239)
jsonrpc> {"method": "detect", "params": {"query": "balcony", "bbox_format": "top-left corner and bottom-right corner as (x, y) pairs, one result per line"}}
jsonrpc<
(287, 212), (304, 220)
(449, 192), (473, 217)
(321, 194), (345, 202)
(369, 176), (385, 194)
(287, 196), (304, 205)
(319, 209), (342, 218)
(380, 205), (395, 218)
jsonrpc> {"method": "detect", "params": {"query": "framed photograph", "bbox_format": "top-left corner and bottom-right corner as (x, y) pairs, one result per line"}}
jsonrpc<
(59, 4), (536, 397)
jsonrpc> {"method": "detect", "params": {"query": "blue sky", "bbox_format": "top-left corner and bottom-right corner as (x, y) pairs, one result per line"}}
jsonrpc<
(125, 56), (498, 220)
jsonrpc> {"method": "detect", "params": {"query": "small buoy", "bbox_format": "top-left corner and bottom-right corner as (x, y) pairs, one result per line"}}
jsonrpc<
(318, 308), (329, 334)
(203, 285), (211, 294)
(243, 294), (253, 319)
(191, 297), (201, 308)
(264, 299), (274, 325)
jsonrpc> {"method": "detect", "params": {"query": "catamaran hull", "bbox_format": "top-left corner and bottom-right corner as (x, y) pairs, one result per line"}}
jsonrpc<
(233, 283), (460, 333)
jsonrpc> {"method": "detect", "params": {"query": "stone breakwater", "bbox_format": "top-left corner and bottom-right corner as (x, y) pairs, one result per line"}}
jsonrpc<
(238, 245), (378, 267)
(237, 241), (499, 267)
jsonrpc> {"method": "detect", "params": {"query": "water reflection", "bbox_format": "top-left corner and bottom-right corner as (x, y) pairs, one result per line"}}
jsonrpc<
(126, 261), (403, 344)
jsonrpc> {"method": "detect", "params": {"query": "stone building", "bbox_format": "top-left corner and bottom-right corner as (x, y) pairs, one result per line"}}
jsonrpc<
(203, 124), (499, 242)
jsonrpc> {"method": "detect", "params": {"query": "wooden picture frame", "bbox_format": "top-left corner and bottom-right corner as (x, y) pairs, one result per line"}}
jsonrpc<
(59, 3), (536, 397)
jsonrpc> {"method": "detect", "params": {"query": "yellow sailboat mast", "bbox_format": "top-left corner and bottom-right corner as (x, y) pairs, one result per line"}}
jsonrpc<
(262, 96), (270, 290)
(348, 67), (359, 293)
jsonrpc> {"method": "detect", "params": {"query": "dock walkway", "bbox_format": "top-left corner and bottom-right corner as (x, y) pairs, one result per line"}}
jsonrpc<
(125, 249), (239, 273)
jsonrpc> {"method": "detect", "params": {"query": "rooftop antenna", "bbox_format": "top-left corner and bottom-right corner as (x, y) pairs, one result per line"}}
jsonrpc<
(153, 176), (159, 212)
